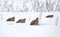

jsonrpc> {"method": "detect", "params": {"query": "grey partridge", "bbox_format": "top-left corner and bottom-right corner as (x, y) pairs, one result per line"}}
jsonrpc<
(6, 17), (15, 21)
(16, 18), (26, 23)
(46, 15), (53, 18)
(30, 18), (39, 25)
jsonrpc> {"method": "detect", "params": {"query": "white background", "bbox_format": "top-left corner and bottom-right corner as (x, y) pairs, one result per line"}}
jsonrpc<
(0, 0), (60, 37)
(0, 12), (60, 37)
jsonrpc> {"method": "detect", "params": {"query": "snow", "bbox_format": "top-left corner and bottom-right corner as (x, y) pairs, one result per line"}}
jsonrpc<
(0, 0), (60, 37)
(0, 12), (60, 37)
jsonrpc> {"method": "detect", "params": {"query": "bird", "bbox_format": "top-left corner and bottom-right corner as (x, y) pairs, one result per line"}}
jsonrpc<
(46, 15), (53, 18)
(30, 18), (39, 25)
(16, 18), (26, 23)
(6, 17), (15, 21)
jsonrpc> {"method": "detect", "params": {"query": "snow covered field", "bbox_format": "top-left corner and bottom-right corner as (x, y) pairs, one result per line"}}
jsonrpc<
(0, 12), (60, 37)
(0, 0), (60, 37)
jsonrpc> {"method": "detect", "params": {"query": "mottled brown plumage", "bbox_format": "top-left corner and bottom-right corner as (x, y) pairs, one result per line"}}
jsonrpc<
(6, 17), (15, 21)
(46, 15), (53, 18)
(16, 18), (26, 23)
(30, 18), (39, 25)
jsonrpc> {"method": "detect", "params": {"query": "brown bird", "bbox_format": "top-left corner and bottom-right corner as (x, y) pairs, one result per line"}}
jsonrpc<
(16, 18), (26, 23)
(30, 18), (39, 25)
(46, 15), (53, 18)
(6, 17), (15, 21)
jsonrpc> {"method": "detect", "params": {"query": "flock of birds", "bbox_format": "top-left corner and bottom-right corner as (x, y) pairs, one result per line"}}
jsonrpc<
(6, 15), (53, 25)
(0, 0), (59, 25)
